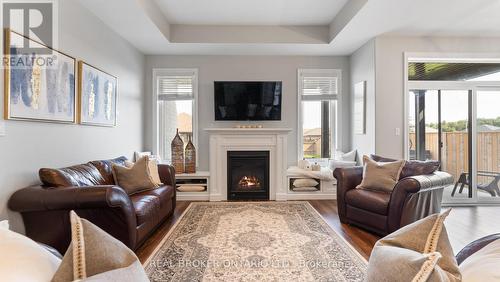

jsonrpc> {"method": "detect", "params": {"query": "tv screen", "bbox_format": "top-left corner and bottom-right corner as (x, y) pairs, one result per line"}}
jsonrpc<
(214, 81), (282, 120)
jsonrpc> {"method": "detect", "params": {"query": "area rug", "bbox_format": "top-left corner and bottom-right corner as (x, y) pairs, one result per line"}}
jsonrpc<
(144, 202), (367, 281)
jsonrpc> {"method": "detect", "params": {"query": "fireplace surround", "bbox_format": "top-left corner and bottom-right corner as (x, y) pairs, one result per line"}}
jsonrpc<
(206, 127), (291, 201)
(227, 151), (270, 200)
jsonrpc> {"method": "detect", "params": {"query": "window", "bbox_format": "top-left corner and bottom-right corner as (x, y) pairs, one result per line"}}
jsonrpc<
(298, 69), (341, 160)
(154, 69), (198, 164)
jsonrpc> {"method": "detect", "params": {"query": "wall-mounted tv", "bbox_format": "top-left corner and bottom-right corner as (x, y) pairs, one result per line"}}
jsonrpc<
(214, 81), (282, 121)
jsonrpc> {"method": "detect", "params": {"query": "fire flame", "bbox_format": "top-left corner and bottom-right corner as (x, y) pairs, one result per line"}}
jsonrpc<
(238, 176), (261, 188)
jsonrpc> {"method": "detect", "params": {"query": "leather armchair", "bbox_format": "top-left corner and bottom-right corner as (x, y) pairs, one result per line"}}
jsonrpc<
(8, 158), (176, 254)
(334, 167), (453, 235)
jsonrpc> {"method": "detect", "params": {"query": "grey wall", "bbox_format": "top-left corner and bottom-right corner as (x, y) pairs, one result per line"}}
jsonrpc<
(144, 55), (351, 169)
(0, 0), (145, 231)
(374, 36), (500, 158)
(349, 39), (376, 159)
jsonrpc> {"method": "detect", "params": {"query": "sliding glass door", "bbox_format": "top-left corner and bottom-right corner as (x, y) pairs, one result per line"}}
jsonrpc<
(406, 59), (500, 205)
(476, 88), (500, 202)
(408, 88), (472, 203)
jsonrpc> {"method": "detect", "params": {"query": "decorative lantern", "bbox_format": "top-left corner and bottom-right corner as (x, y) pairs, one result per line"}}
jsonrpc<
(171, 128), (184, 174)
(184, 135), (196, 173)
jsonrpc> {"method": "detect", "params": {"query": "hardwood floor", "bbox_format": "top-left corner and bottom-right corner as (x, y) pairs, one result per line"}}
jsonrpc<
(444, 205), (500, 253)
(136, 201), (192, 263)
(136, 200), (500, 263)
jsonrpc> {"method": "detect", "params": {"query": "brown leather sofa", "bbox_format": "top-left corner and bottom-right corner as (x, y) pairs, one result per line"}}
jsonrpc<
(334, 166), (453, 236)
(8, 156), (176, 254)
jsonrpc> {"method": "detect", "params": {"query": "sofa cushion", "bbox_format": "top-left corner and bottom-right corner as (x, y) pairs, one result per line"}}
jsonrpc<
(39, 163), (106, 188)
(370, 154), (440, 180)
(130, 195), (160, 226)
(346, 189), (391, 215)
(139, 186), (175, 221)
(90, 156), (128, 185)
(140, 185), (175, 202)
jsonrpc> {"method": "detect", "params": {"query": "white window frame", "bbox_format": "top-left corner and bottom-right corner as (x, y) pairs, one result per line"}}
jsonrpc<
(297, 68), (342, 161)
(152, 68), (199, 165)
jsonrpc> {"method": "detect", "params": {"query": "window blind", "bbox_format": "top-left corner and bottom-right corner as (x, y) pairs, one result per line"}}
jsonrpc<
(299, 69), (340, 101)
(301, 76), (338, 96)
(157, 75), (195, 100)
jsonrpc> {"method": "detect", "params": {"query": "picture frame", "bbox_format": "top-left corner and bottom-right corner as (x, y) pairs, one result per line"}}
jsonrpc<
(354, 81), (366, 135)
(78, 61), (117, 127)
(4, 29), (77, 123)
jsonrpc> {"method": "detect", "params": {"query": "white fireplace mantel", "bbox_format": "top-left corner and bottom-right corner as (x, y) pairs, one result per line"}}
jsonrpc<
(205, 127), (292, 201)
(204, 128), (293, 134)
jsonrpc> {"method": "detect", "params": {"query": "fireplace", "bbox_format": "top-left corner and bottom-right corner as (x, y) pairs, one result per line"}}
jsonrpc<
(227, 151), (270, 200)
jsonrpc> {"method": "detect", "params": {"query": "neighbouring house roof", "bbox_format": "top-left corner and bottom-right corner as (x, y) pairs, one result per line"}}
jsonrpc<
(478, 124), (500, 132)
(177, 112), (192, 132)
(303, 128), (321, 136)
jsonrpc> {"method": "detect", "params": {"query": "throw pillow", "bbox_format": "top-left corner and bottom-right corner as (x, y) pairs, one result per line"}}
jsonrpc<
(370, 154), (440, 179)
(357, 155), (405, 192)
(134, 151), (161, 162)
(90, 156), (128, 185)
(336, 150), (357, 162)
(52, 211), (148, 282)
(459, 237), (500, 281)
(293, 178), (319, 187)
(125, 157), (162, 187)
(0, 224), (61, 282)
(112, 156), (159, 195)
(366, 209), (461, 282)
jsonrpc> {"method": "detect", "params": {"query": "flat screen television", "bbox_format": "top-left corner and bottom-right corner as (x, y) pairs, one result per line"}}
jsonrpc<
(214, 81), (282, 120)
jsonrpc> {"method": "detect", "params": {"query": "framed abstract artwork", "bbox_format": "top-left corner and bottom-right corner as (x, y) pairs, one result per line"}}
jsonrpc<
(78, 61), (117, 126)
(354, 81), (366, 135)
(4, 29), (76, 123)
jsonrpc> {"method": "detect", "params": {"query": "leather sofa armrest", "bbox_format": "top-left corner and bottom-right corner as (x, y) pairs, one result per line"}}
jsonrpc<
(456, 233), (500, 265)
(8, 185), (134, 213)
(9, 185), (138, 253)
(387, 171), (454, 232)
(333, 166), (363, 222)
(158, 164), (176, 187)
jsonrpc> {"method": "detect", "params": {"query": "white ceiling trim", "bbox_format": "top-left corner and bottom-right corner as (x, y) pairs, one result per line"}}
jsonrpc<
(78, 0), (500, 56)
(137, 0), (171, 42)
(170, 25), (330, 44)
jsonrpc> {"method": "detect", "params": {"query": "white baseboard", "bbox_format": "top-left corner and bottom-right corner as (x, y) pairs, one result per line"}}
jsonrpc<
(209, 193), (224, 201)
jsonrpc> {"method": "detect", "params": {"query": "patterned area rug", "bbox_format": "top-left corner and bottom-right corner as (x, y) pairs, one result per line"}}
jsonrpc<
(144, 202), (367, 281)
